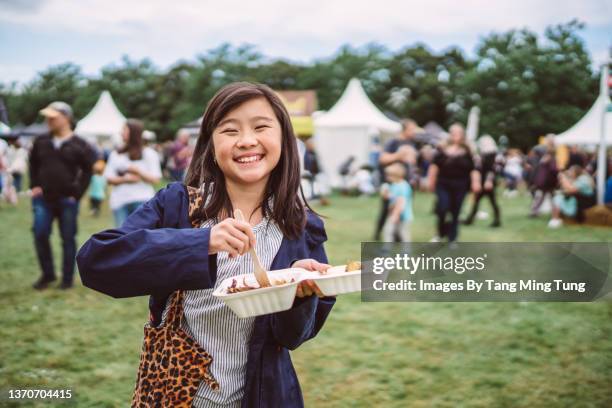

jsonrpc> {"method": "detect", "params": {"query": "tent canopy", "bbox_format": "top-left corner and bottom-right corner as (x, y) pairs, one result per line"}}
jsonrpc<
(313, 78), (401, 187)
(76, 91), (126, 146)
(0, 121), (10, 135)
(315, 78), (401, 133)
(555, 95), (612, 146)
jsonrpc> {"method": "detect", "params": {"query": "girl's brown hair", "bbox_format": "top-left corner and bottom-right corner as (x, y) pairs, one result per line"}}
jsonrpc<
(119, 119), (144, 161)
(184, 82), (310, 239)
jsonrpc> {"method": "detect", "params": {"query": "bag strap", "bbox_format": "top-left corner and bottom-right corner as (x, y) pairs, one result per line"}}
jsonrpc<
(166, 184), (206, 330)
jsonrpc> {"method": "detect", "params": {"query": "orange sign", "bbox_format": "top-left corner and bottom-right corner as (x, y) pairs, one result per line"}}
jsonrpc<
(275, 90), (318, 117)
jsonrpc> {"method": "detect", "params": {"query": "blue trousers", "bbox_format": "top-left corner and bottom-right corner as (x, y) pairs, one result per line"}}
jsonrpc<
(112, 201), (146, 227)
(435, 180), (469, 242)
(32, 197), (79, 283)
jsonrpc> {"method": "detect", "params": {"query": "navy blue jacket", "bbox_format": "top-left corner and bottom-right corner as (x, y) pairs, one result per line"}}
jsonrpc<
(76, 182), (336, 407)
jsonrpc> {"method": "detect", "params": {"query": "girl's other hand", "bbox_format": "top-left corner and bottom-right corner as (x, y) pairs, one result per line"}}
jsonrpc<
(292, 258), (330, 274)
(209, 218), (256, 258)
(296, 280), (325, 298)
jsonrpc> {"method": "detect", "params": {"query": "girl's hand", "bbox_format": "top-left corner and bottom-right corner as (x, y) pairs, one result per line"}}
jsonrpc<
(296, 279), (325, 298)
(292, 258), (330, 298)
(209, 218), (256, 258)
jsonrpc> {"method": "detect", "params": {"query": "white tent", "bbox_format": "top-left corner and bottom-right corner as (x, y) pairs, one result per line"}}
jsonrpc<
(0, 121), (10, 135)
(313, 78), (401, 187)
(555, 94), (612, 146)
(76, 90), (126, 147)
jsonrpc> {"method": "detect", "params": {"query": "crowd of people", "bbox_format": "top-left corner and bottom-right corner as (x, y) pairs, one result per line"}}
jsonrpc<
(0, 99), (611, 291)
(0, 100), (194, 290)
(325, 120), (611, 244)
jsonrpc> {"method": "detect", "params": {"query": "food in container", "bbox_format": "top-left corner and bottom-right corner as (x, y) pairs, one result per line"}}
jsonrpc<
(214, 263), (363, 318)
(213, 269), (303, 318)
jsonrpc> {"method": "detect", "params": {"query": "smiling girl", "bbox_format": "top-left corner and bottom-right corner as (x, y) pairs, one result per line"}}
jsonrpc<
(77, 82), (335, 407)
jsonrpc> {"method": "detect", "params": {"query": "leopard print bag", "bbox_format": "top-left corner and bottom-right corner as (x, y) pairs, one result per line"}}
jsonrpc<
(131, 186), (219, 407)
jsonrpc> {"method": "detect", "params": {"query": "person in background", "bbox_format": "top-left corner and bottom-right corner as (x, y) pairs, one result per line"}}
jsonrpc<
(348, 165), (376, 196)
(369, 136), (383, 187)
(529, 135), (558, 217)
(303, 138), (320, 194)
(338, 155), (355, 194)
(463, 135), (502, 227)
(0, 137), (7, 197)
(548, 165), (595, 228)
(169, 129), (193, 181)
(605, 157), (612, 206)
(566, 145), (586, 169)
(29, 101), (96, 290)
(428, 123), (480, 244)
(374, 118), (418, 240)
(382, 163), (413, 242)
(418, 144), (435, 191)
(104, 119), (162, 227)
(303, 138), (328, 202)
(6, 137), (28, 192)
(503, 148), (523, 197)
(89, 160), (106, 217)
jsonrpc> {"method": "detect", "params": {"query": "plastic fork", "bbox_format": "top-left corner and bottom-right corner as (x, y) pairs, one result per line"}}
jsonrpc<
(234, 209), (271, 287)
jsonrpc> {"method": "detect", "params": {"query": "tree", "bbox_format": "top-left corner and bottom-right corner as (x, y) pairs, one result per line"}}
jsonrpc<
(0, 21), (598, 148)
(1, 63), (84, 126)
(454, 20), (597, 150)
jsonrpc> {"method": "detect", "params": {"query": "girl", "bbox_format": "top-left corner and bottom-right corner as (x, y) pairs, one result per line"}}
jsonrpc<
(427, 123), (480, 243)
(103, 119), (162, 227)
(77, 82), (335, 407)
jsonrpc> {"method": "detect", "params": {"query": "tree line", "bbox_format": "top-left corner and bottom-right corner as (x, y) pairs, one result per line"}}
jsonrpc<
(0, 20), (598, 150)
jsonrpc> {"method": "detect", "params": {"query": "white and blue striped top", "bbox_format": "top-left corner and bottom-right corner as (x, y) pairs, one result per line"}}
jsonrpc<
(162, 216), (283, 408)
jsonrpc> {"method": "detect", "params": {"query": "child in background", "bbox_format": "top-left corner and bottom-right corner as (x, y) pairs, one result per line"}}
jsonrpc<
(89, 160), (106, 217)
(382, 162), (413, 242)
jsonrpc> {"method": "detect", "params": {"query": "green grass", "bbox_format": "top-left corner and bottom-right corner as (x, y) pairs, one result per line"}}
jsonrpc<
(0, 188), (611, 407)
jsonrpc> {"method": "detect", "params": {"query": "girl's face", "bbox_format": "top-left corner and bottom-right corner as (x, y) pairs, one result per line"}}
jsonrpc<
(212, 97), (282, 187)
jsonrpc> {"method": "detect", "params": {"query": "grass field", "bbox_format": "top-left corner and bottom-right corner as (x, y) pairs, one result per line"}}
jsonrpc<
(0, 187), (611, 407)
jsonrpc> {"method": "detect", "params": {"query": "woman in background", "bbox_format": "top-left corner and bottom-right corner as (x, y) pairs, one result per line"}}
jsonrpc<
(104, 119), (162, 226)
(427, 123), (480, 244)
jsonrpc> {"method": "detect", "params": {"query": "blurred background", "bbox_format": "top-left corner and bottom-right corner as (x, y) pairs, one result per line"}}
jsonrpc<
(1, 1), (611, 407)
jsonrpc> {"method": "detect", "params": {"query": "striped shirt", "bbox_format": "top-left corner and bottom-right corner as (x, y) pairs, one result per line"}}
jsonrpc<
(161, 216), (283, 407)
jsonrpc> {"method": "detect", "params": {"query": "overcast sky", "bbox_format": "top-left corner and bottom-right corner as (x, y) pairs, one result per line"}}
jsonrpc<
(1, 0), (611, 84)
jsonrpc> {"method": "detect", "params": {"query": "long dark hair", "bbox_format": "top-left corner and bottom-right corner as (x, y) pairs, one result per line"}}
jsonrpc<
(118, 119), (144, 161)
(185, 82), (310, 239)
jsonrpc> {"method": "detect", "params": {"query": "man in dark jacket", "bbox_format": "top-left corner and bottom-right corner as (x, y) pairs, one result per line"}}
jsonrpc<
(30, 101), (96, 290)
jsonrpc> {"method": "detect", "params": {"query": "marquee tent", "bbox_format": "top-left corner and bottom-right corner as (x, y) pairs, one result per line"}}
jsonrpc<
(555, 94), (611, 146)
(313, 78), (401, 186)
(76, 91), (126, 147)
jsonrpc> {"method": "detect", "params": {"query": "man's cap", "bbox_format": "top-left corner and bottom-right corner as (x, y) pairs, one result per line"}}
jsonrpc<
(40, 101), (73, 120)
